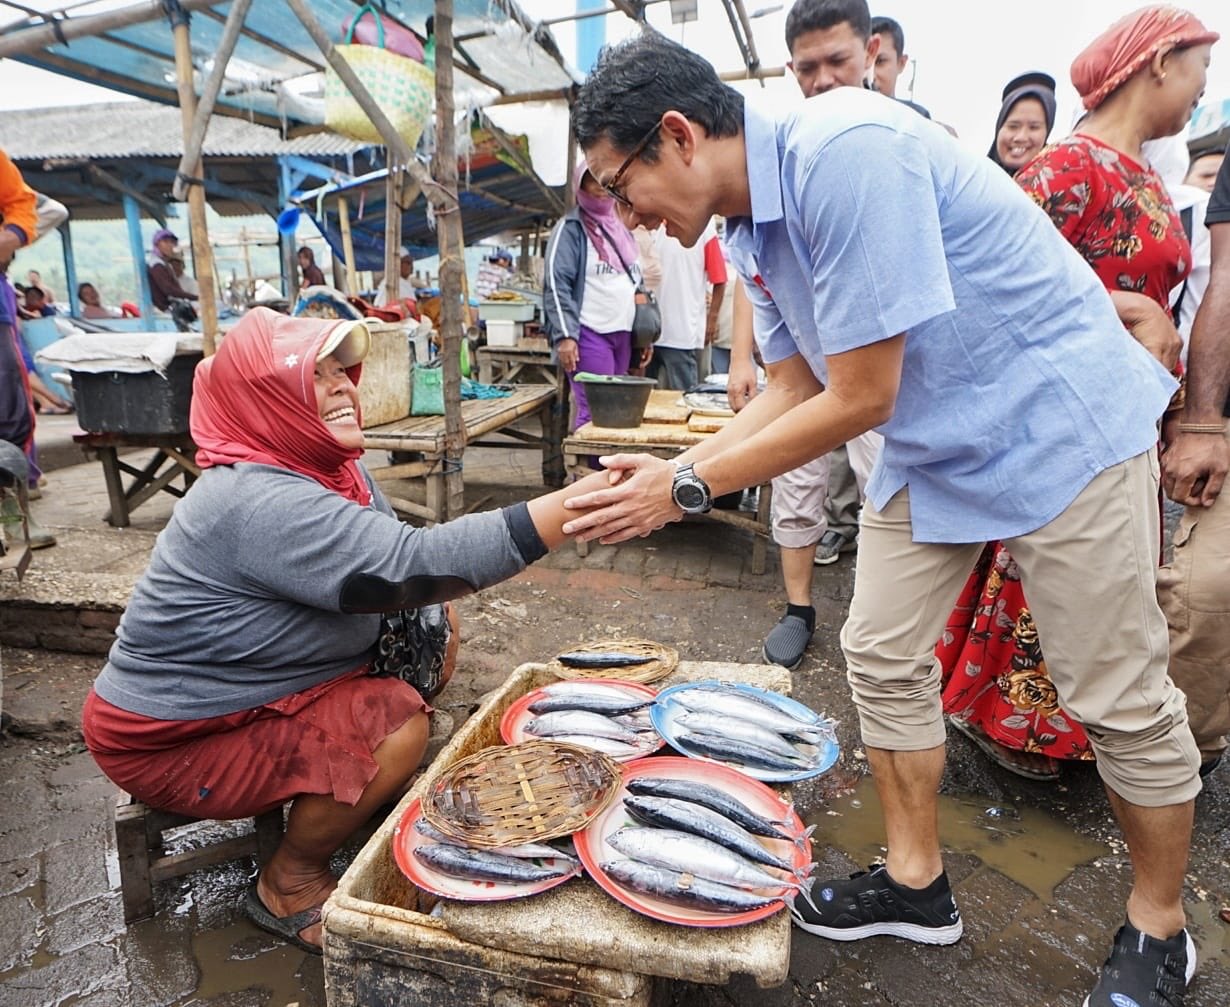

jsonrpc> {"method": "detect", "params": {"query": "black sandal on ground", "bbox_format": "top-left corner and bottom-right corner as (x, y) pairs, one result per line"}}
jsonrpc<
(241, 882), (324, 956)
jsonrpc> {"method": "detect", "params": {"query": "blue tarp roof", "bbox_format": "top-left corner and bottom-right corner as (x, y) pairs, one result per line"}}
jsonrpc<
(1, 0), (577, 131)
(299, 118), (563, 266)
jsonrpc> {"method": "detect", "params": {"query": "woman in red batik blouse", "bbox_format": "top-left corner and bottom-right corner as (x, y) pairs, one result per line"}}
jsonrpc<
(937, 5), (1216, 780)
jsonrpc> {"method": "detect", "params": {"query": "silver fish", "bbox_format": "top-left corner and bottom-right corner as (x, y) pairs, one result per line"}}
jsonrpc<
(541, 681), (647, 700)
(524, 710), (645, 743)
(686, 683), (824, 726)
(672, 710), (809, 761)
(625, 777), (801, 841)
(547, 734), (645, 758)
(622, 796), (794, 872)
(413, 819), (576, 863)
(677, 731), (816, 772)
(606, 827), (806, 892)
(669, 687), (825, 739)
(602, 860), (779, 914)
(528, 693), (653, 716)
(413, 843), (572, 884)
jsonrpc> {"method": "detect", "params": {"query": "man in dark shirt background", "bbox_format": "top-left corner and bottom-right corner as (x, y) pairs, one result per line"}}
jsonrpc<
(146, 227), (198, 314)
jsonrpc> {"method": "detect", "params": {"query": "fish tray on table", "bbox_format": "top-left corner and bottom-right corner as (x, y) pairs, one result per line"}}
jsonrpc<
(320, 659), (798, 1004)
(547, 638), (679, 684)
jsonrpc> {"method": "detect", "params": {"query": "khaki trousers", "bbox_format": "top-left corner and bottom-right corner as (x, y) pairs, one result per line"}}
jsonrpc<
(1158, 430), (1230, 761)
(841, 450), (1201, 807)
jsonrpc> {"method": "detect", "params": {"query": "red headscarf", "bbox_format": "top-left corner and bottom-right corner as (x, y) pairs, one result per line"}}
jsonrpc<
(190, 307), (373, 505)
(1071, 6), (1219, 111)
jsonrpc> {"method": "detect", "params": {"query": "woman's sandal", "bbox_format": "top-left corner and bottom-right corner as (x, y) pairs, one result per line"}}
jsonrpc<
(947, 716), (1061, 782)
(241, 882), (324, 956)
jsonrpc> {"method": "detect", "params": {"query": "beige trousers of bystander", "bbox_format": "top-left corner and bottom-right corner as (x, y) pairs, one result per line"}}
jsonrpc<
(842, 449), (1201, 808)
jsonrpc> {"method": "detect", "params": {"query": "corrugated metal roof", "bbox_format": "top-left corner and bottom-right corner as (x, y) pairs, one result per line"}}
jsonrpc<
(1, 101), (368, 161)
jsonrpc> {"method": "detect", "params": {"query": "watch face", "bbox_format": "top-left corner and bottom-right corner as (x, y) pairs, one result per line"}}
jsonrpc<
(676, 482), (706, 510)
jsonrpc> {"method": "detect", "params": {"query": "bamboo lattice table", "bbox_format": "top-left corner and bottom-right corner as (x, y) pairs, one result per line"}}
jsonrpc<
(563, 414), (773, 574)
(363, 384), (563, 525)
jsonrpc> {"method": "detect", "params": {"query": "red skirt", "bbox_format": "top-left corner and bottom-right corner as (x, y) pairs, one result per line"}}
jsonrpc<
(82, 665), (428, 819)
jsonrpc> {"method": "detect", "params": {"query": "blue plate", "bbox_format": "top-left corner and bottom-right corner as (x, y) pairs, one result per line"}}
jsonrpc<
(650, 680), (839, 783)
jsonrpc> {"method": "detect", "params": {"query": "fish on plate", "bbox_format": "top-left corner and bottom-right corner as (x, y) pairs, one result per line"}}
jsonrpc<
(624, 777), (806, 845)
(676, 731), (816, 772)
(622, 795), (795, 872)
(606, 826), (811, 893)
(669, 685), (829, 741)
(413, 818), (577, 863)
(671, 709), (813, 762)
(524, 710), (645, 744)
(601, 860), (788, 914)
(413, 843), (575, 884)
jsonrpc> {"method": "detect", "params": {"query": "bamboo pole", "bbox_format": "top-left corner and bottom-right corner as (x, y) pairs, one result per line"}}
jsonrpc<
(337, 195), (358, 296)
(0, 0), (227, 59)
(383, 169), (403, 308)
(434, 0), (467, 519)
(168, 3), (219, 356)
(171, 0), (254, 202)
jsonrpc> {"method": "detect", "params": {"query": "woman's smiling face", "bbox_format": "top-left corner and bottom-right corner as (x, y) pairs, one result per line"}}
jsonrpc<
(314, 353), (363, 450)
(996, 96), (1049, 172)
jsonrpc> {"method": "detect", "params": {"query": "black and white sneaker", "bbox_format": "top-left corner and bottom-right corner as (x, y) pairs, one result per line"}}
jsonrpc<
(790, 864), (963, 945)
(1083, 920), (1196, 1007)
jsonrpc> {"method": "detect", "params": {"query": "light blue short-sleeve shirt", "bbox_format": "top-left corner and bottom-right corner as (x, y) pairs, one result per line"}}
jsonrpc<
(725, 89), (1176, 544)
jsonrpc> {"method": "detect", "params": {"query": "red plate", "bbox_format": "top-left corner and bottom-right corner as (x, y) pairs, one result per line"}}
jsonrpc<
(392, 797), (582, 901)
(500, 679), (664, 762)
(574, 756), (812, 927)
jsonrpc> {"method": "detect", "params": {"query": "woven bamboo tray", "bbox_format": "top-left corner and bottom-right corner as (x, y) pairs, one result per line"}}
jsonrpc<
(422, 741), (622, 847)
(546, 639), (679, 684)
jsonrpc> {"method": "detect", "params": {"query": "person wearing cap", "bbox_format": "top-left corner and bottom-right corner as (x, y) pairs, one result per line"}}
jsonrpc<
(146, 227), (199, 313)
(986, 71), (1056, 175)
(79, 308), (616, 954)
(373, 245), (417, 315)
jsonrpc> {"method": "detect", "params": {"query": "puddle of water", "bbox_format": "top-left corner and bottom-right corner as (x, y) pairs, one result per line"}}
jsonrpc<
(191, 922), (313, 1006)
(809, 776), (1110, 902)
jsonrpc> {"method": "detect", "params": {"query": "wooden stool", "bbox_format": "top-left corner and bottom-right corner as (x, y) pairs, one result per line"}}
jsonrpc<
(115, 793), (284, 923)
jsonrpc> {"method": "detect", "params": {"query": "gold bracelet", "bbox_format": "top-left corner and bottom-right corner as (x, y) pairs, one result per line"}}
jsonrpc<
(1176, 422), (1227, 434)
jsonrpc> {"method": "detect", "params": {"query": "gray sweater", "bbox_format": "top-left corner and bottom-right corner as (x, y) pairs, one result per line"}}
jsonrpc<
(94, 463), (545, 720)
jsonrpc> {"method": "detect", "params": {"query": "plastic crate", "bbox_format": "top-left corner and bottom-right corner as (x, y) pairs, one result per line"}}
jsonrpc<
(70, 353), (202, 435)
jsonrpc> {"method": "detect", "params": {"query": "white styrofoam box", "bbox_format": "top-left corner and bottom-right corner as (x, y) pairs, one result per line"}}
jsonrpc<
(478, 299), (536, 321)
(486, 319), (519, 347)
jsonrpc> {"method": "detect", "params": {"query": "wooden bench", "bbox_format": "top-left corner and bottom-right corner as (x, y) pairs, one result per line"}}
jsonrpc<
(363, 384), (564, 525)
(115, 793), (284, 924)
(563, 393), (773, 574)
(73, 431), (199, 528)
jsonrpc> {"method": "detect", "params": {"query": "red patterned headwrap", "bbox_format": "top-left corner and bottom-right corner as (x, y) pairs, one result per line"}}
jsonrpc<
(1071, 5), (1218, 111)
(190, 307), (373, 506)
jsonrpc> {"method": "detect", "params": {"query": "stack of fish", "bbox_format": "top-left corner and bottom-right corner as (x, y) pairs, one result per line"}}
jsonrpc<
(522, 680), (660, 759)
(411, 816), (579, 886)
(599, 777), (816, 915)
(656, 683), (835, 774)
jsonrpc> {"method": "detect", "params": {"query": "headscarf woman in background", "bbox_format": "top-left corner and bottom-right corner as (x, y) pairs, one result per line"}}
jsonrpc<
(939, 5), (1216, 781)
(987, 71), (1057, 175)
(542, 163), (649, 430)
(80, 308), (610, 953)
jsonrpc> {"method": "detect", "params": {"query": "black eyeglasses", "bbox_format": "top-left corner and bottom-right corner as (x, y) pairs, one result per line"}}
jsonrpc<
(600, 118), (663, 209)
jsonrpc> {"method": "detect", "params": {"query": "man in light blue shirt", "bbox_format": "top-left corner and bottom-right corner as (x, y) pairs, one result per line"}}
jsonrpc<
(562, 31), (1202, 1007)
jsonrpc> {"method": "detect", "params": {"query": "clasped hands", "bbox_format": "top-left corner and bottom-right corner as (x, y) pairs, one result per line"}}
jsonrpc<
(561, 454), (683, 543)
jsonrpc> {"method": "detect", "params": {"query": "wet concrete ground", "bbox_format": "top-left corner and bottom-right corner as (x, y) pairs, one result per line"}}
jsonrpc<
(1, 419), (1228, 1006)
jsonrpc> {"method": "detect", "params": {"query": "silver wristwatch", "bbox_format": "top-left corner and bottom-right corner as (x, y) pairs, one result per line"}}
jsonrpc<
(671, 462), (713, 514)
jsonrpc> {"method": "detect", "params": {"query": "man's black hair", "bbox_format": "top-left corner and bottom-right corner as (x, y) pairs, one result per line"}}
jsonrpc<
(25, 286), (45, 301)
(870, 15), (904, 57)
(573, 31), (743, 163)
(77, 282), (94, 297)
(785, 0), (872, 51)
